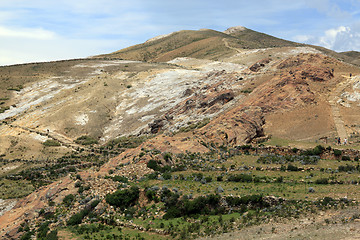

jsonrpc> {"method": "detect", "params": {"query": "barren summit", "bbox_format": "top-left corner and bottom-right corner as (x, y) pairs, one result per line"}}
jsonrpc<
(2, 27), (360, 240)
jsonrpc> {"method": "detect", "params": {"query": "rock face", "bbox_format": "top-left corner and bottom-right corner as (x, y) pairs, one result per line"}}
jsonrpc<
(223, 26), (247, 34)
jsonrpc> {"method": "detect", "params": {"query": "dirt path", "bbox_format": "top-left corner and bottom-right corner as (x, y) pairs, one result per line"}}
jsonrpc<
(328, 76), (354, 142)
(223, 38), (242, 53)
(6, 123), (87, 152)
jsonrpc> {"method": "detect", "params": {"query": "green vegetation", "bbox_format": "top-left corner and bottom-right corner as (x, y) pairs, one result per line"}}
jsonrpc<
(42, 139), (61, 147)
(0, 106), (10, 113)
(14, 142), (360, 240)
(75, 135), (98, 145)
(67, 200), (100, 226)
(178, 118), (210, 132)
(7, 85), (23, 91)
(105, 186), (140, 210)
(106, 135), (149, 149)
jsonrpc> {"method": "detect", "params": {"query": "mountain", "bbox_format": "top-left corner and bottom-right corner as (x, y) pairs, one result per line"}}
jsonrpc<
(94, 26), (302, 62)
(2, 27), (360, 239)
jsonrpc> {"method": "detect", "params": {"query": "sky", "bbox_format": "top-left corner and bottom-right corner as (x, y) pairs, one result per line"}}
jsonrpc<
(1, 0), (360, 65)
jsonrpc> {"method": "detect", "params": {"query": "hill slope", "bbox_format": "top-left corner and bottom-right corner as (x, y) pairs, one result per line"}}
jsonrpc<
(2, 27), (360, 239)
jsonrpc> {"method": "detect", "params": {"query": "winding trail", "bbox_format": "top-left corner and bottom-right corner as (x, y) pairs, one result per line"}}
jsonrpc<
(328, 75), (355, 141)
(5, 123), (88, 152)
(222, 38), (242, 53)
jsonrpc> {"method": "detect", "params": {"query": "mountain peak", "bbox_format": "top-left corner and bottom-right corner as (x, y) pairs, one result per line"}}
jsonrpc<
(145, 31), (177, 43)
(223, 26), (247, 34)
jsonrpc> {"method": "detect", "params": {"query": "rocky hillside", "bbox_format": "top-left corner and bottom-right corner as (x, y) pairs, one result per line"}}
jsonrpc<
(2, 27), (360, 239)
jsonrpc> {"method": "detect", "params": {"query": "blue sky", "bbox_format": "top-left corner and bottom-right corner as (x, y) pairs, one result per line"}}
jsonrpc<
(1, 0), (360, 65)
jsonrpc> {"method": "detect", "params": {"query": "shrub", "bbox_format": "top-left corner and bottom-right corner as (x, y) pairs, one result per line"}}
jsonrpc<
(333, 149), (342, 157)
(147, 160), (160, 171)
(75, 136), (98, 145)
(145, 189), (158, 202)
(287, 164), (299, 171)
(107, 135), (149, 149)
(20, 231), (33, 240)
(342, 155), (351, 161)
(110, 175), (128, 183)
(163, 194), (222, 219)
(46, 230), (58, 240)
(302, 145), (325, 156)
(37, 221), (50, 239)
(66, 200), (100, 226)
(315, 178), (329, 184)
(162, 172), (172, 180)
(275, 176), (283, 183)
(63, 194), (75, 207)
(205, 176), (212, 183)
(105, 186), (140, 210)
(43, 140), (61, 147)
(163, 152), (172, 162)
(227, 174), (252, 182)
(258, 154), (319, 165)
(67, 212), (85, 226)
(338, 164), (356, 172)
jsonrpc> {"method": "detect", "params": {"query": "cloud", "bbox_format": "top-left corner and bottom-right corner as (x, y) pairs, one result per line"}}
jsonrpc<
(319, 26), (351, 49)
(0, 36), (132, 66)
(0, 25), (55, 39)
(293, 24), (360, 52)
(303, 0), (351, 19)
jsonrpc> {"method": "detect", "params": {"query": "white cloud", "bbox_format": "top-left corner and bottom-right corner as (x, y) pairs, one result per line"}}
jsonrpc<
(0, 26), (56, 39)
(293, 35), (312, 43)
(318, 26), (350, 49)
(294, 25), (360, 52)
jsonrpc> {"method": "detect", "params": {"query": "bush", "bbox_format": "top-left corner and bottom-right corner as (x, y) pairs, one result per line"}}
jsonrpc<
(302, 145), (325, 156)
(107, 135), (148, 149)
(338, 164), (356, 172)
(147, 160), (160, 171)
(333, 149), (342, 157)
(227, 174), (252, 182)
(37, 221), (50, 239)
(46, 230), (58, 240)
(75, 135), (98, 145)
(315, 178), (329, 184)
(163, 194), (222, 219)
(67, 212), (85, 226)
(63, 194), (75, 207)
(162, 172), (172, 180)
(66, 200), (100, 226)
(145, 189), (158, 202)
(163, 152), (172, 162)
(205, 176), (212, 183)
(287, 164), (300, 171)
(275, 176), (283, 183)
(258, 154), (319, 165)
(105, 186), (140, 210)
(43, 140), (61, 147)
(20, 231), (34, 240)
(110, 175), (128, 183)
(342, 155), (351, 161)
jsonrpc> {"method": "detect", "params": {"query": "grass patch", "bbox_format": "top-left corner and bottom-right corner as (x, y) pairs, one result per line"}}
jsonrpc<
(75, 135), (98, 145)
(178, 118), (210, 132)
(0, 179), (34, 199)
(43, 139), (61, 147)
